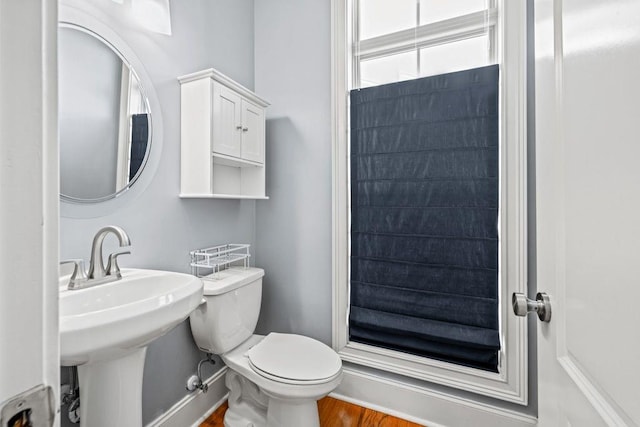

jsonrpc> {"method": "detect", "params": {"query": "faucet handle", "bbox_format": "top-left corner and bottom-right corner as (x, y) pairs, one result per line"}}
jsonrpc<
(106, 250), (131, 278)
(60, 259), (88, 288)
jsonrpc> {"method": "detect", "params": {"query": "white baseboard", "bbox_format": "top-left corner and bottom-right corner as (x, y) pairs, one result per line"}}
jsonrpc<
(147, 366), (229, 427)
(147, 364), (537, 427)
(332, 367), (538, 427)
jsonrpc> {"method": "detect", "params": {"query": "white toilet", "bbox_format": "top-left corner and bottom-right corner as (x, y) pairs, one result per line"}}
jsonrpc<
(189, 267), (343, 427)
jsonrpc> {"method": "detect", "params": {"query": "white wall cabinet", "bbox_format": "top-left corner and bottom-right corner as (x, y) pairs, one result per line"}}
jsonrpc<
(178, 68), (269, 199)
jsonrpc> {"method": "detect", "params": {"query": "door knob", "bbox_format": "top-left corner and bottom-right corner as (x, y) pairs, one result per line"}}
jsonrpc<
(512, 292), (552, 322)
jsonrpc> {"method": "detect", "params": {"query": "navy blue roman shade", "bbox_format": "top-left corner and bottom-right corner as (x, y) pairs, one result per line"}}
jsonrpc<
(349, 65), (500, 372)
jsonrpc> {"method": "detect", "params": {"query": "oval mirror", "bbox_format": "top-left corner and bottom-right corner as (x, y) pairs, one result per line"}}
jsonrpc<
(59, 23), (152, 202)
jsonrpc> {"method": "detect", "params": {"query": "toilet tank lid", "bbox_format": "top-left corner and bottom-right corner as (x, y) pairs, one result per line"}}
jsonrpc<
(201, 267), (264, 295)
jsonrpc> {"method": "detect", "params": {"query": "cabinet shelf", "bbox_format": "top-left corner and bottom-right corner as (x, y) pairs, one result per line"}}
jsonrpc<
(212, 152), (263, 168)
(179, 193), (269, 200)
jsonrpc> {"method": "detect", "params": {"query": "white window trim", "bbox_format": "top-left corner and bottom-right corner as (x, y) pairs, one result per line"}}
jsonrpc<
(331, 0), (529, 405)
(356, 9), (498, 60)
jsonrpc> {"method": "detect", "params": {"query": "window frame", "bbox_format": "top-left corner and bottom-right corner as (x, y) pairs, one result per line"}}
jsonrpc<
(331, 0), (529, 404)
(355, 1), (498, 87)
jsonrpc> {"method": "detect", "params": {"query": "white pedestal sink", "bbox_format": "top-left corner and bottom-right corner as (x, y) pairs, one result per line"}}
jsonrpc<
(59, 268), (203, 427)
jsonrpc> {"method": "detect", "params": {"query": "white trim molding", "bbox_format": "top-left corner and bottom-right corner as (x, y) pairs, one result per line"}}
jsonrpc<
(333, 367), (537, 427)
(331, 0), (529, 405)
(177, 68), (270, 108)
(356, 9), (498, 61)
(146, 367), (228, 427)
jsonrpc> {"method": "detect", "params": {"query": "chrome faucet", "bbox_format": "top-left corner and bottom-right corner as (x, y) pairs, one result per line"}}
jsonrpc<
(61, 225), (131, 290)
(88, 225), (131, 281)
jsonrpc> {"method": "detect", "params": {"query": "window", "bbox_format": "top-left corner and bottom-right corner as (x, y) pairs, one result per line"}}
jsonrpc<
(332, 0), (529, 404)
(354, 0), (496, 88)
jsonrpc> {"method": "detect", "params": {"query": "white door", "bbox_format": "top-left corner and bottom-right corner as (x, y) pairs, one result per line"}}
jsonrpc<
(0, 1), (59, 426)
(534, 0), (640, 425)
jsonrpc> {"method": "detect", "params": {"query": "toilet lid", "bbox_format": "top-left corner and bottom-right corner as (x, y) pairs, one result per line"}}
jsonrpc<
(246, 333), (342, 383)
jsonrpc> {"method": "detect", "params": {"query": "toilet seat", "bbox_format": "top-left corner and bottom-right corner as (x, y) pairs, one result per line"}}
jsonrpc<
(246, 333), (342, 385)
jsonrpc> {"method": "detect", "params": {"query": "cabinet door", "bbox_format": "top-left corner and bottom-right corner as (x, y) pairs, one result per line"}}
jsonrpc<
(212, 83), (242, 158)
(240, 99), (265, 163)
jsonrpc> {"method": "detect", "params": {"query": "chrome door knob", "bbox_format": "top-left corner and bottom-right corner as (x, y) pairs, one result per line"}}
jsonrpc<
(512, 292), (552, 322)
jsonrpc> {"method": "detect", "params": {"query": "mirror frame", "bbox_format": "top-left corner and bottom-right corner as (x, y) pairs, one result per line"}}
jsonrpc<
(59, 3), (163, 219)
(59, 22), (153, 204)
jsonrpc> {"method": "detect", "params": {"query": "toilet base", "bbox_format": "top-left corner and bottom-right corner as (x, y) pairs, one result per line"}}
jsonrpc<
(224, 369), (268, 427)
(266, 397), (320, 427)
(223, 368), (322, 427)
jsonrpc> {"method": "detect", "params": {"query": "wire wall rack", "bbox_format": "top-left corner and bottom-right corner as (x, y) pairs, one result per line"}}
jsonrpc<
(190, 243), (251, 279)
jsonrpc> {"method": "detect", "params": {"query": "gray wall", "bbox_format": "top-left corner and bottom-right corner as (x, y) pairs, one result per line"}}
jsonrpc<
(253, 0), (537, 418)
(58, 0), (255, 425)
(254, 0), (333, 345)
(59, 27), (121, 200)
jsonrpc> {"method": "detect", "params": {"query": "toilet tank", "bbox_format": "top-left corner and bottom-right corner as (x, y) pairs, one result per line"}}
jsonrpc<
(189, 267), (264, 354)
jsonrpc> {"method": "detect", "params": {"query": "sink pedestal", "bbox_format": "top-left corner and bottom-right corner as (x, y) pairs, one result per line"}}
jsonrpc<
(77, 348), (147, 427)
(60, 268), (203, 427)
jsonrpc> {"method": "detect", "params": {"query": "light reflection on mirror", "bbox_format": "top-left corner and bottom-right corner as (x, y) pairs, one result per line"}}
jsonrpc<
(59, 24), (152, 202)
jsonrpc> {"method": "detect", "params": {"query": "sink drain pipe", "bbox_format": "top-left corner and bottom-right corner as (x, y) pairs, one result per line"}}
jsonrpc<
(60, 366), (80, 423)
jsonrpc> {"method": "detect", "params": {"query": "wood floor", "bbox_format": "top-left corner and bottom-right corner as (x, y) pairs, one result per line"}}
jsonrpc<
(200, 397), (423, 427)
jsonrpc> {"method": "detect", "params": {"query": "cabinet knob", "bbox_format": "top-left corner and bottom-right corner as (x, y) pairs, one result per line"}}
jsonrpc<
(242, 127), (249, 132)
(236, 125), (242, 130)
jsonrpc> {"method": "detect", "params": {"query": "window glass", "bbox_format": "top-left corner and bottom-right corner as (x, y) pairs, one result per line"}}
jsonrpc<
(419, 0), (487, 25)
(359, 0), (416, 40)
(419, 34), (490, 78)
(360, 51), (418, 88)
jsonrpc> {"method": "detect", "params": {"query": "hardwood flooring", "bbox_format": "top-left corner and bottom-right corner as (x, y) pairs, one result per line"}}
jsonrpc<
(199, 400), (228, 426)
(199, 397), (423, 427)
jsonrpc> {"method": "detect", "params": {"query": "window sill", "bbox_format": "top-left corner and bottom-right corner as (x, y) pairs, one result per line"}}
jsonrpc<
(332, 366), (538, 427)
(338, 341), (527, 405)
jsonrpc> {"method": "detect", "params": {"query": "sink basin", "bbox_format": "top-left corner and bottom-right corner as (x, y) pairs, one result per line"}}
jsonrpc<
(59, 268), (203, 427)
(60, 268), (203, 365)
